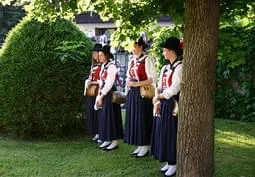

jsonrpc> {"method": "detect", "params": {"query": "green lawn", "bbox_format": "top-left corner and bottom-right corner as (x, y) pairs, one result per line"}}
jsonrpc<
(0, 119), (254, 177)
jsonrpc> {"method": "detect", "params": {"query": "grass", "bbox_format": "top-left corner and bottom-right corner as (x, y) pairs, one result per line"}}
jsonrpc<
(0, 119), (254, 177)
(215, 119), (255, 177)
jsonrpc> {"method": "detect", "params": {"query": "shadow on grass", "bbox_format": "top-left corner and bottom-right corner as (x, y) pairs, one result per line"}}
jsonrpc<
(215, 119), (255, 177)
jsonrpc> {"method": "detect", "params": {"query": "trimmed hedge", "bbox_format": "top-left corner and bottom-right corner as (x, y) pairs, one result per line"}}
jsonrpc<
(0, 16), (93, 138)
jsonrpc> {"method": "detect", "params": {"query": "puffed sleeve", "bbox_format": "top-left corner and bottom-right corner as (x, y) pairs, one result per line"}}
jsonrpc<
(126, 60), (131, 78)
(84, 66), (93, 96)
(161, 64), (182, 99)
(100, 64), (117, 95)
(145, 56), (157, 85)
(87, 66), (93, 80)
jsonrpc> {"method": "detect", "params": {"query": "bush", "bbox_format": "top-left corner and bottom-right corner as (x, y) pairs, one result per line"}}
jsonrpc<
(215, 23), (255, 122)
(0, 16), (93, 138)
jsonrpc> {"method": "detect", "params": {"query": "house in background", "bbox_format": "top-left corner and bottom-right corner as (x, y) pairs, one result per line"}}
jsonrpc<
(75, 12), (114, 45)
(74, 12), (173, 45)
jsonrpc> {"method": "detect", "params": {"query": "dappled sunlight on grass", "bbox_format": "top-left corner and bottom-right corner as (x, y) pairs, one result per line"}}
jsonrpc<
(215, 129), (255, 149)
(215, 119), (255, 177)
(0, 119), (254, 177)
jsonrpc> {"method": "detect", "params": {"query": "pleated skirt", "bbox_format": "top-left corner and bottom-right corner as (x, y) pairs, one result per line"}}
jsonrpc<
(85, 96), (99, 134)
(98, 91), (124, 141)
(124, 87), (153, 145)
(150, 98), (178, 164)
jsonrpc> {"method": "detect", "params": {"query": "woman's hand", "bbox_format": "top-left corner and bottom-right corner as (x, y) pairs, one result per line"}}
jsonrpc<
(152, 95), (159, 105)
(87, 81), (92, 87)
(97, 95), (104, 107)
(153, 103), (161, 115)
(126, 79), (138, 87)
(88, 81), (99, 86)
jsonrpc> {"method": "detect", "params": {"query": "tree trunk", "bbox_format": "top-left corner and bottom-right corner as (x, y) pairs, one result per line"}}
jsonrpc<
(177, 0), (220, 177)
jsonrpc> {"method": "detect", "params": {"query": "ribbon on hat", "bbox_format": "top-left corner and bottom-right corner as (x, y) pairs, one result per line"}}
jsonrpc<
(180, 41), (184, 50)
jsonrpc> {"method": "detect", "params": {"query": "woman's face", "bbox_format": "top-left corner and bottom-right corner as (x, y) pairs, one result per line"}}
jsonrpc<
(133, 44), (143, 55)
(163, 48), (172, 60)
(92, 51), (99, 62)
(99, 51), (107, 63)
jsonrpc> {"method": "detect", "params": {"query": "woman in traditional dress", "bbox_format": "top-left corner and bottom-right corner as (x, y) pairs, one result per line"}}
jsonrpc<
(124, 37), (157, 157)
(150, 37), (183, 176)
(95, 45), (124, 151)
(84, 43), (102, 142)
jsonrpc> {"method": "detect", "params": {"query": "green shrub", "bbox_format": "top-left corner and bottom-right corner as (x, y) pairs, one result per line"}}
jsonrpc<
(215, 24), (255, 122)
(0, 16), (93, 138)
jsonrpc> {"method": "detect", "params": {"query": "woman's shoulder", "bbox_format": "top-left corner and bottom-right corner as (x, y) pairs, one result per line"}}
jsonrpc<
(143, 55), (156, 63)
(161, 64), (169, 71)
(107, 61), (117, 69)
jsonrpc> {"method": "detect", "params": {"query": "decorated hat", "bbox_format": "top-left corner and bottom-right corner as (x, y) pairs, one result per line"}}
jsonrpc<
(91, 43), (102, 51)
(99, 45), (114, 59)
(161, 37), (183, 56)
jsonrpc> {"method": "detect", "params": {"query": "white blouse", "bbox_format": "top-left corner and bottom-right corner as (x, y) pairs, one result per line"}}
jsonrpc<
(126, 55), (157, 85)
(159, 63), (183, 99)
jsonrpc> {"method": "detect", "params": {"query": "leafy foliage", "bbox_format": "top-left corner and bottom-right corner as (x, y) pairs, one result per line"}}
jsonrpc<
(220, 0), (252, 21)
(0, 16), (93, 138)
(148, 25), (183, 71)
(55, 41), (93, 64)
(215, 5), (255, 121)
(1, 0), (184, 50)
(90, 0), (184, 50)
(0, 0), (253, 48)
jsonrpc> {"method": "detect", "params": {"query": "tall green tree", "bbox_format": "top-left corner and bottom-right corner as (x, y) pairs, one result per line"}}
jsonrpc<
(177, 1), (219, 176)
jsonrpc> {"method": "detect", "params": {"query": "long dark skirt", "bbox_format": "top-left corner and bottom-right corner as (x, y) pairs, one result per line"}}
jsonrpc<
(150, 116), (161, 159)
(150, 98), (177, 164)
(85, 96), (99, 134)
(98, 91), (123, 141)
(124, 87), (153, 145)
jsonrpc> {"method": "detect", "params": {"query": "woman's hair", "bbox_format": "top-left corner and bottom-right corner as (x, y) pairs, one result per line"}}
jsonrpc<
(161, 37), (183, 56)
(91, 51), (100, 67)
(135, 37), (147, 51)
(99, 45), (113, 60)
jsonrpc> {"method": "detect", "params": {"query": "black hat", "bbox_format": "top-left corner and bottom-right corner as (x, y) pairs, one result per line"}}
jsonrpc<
(99, 45), (114, 59)
(161, 37), (183, 56)
(91, 43), (102, 51)
(135, 37), (147, 49)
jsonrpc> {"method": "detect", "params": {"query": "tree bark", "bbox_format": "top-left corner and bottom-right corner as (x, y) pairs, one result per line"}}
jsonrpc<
(177, 0), (220, 177)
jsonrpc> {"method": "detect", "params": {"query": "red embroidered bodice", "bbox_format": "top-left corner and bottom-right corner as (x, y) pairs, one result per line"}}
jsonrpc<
(129, 55), (148, 81)
(89, 64), (101, 81)
(161, 61), (182, 89)
(100, 62), (115, 82)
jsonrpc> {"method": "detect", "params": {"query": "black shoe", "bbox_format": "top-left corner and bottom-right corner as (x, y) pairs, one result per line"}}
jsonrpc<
(98, 145), (106, 149)
(104, 145), (119, 151)
(91, 138), (98, 143)
(96, 139), (103, 143)
(130, 151), (138, 156)
(158, 169), (168, 173)
(136, 151), (149, 158)
(98, 142), (111, 149)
